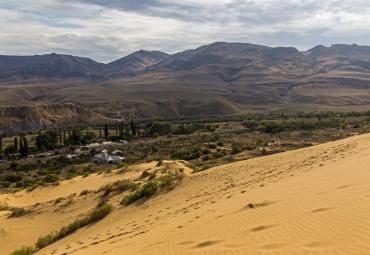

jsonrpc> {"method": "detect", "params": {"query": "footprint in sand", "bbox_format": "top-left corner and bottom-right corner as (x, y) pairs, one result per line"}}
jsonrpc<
(250, 224), (277, 232)
(259, 243), (287, 250)
(178, 240), (195, 246)
(310, 207), (333, 213)
(194, 240), (223, 248)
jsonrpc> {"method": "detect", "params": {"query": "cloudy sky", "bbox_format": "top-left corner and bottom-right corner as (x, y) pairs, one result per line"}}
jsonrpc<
(1, 0), (369, 63)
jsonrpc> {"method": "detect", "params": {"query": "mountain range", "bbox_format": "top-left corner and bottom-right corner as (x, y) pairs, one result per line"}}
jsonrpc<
(1, 42), (370, 130)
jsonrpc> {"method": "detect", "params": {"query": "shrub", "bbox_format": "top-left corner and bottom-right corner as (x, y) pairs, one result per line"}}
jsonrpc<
(43, 174), (59, 183)
(159, 172), (184, 189)
(36, 204), (113, 249)
(156, 160), (163, 166)
(231, 144), (242, 154)
(121, 180), (158, 206)
(79, 190), (90, 196)
(10, 161), (18, 169)
(2, 180), (12, 187)
(10, 245), (38, 255)
(208, 143), (217, 149)
(54, 197), (64, 204)
(5, 174), (23, 182)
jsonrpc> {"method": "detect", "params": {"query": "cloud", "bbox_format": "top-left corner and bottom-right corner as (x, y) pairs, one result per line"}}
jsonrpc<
(1, 0), (370, 62)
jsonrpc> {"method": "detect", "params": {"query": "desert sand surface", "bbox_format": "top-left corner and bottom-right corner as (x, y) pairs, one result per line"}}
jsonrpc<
(1, 133), (370, 255)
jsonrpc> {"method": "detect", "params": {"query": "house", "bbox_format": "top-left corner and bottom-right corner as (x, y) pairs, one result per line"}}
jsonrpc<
(119, 140), (128, 144)
(0, 154), (8, 163)
(102, 141), (113, 147)
(87, 143), (100, 149)
(9, 153), (21, 160)
(66, 154), (77, 159)
(94, 150), (124, 165)
(112, 149), (123, 156)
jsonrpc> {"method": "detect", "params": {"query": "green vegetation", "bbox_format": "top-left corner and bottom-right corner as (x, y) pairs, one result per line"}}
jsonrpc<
(10, 246), (37, 255)
(121, 180), (159, 206)
(35, 204), (113, 249)
(1, 110), (370, 192)
(102, 179), (139, 196)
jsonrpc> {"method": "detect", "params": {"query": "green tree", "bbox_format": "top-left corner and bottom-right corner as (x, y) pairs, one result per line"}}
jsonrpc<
(82, 131), (96, 144)
(104, 124), (109, 139)
(131, 119), (137, 136)
(0, 135), (2, 152)
(14, 137), (18, 153)
(36, 130), (58, 150)
(19, 137), (24, 157)
(4, 144), (16, 154)
(22, 136), (29, 157)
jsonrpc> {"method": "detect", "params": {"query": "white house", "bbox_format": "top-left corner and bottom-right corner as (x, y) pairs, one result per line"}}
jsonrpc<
(88, 143), (100, 149)
(112, 149), (123, 156)
(66, 154), (77, 159)
(94, 150), (124, 165)
(102, 141), (114, 147)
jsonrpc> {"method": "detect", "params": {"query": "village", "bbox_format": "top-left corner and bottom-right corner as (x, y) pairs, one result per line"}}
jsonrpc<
(0, 139), (128, 165)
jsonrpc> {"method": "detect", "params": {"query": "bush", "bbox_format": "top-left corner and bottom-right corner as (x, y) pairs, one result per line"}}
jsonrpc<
(159, 172), (184, 189)
(121, 180), (158, 206)
(10, 245), (38, 255)
(208, 143), (217, 149)
(102, 179), (138, 196)
(79, 190), (90, 196)
(36, 204), (113, 249)
(2, 180), (12, 187)
(10, 161), (18, 170)
(43, 174), (59, 183)
(5, 174), (23, 182)
(231, 144), (242, 154)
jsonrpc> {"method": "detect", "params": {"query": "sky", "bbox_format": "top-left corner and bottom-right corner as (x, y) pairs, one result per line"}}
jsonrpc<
(0, 0), (370, 63)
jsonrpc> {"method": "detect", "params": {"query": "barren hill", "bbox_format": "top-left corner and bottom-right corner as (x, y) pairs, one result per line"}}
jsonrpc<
(0, 103), (108, 132)
(1, 133), (370, 254)
(1, 42), (370, 125)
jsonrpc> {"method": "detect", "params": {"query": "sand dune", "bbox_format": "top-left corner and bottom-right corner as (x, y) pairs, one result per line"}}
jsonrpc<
(1, 133), (370, 254)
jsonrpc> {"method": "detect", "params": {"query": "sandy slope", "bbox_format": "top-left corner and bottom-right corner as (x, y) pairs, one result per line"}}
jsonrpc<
(1, 133), (370, 255)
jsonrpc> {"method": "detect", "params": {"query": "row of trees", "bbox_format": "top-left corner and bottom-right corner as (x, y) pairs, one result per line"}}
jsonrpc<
(0, 136), (29, 157)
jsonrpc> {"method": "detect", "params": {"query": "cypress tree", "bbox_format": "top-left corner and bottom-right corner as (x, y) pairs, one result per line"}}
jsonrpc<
(104, 124), (109, 139)
(137, 124), (141, 136)
(19, 137), (24, 157)
(0, 136), (2, 153)
(59, 128), (62, 145)
(38, 131), (42, 150)
(14, 137), (18, 153)
(131, 119), (137, 136)
(23, 136), (29, 157)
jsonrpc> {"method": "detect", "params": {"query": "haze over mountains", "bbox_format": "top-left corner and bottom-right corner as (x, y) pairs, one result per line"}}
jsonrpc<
(1, 42), (370, 131)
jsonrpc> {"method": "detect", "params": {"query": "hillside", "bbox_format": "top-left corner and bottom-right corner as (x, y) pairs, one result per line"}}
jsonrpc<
(1, 42), (370, 124)
(0, 103), (108, 132)
(1, 133), (370, 254)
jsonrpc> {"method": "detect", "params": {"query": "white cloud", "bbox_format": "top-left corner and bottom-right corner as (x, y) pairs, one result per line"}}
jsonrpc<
(1, 0), (370, 62)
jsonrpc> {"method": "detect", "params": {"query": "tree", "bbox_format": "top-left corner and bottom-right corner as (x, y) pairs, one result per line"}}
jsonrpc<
(22, 136), (29, 157)
(4, 144), (16, 155)
(0, 136), (2, 152)
(131, 119), (136, 136)
(82, 131), (96, 144)
(104, 124), (109, 139)
(36, 130), (58, 150)
(37, 131), (42, 150)
(69, 128), (82, 145)
(14, 137), (18, 153)
(19, 137), (24, 157)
